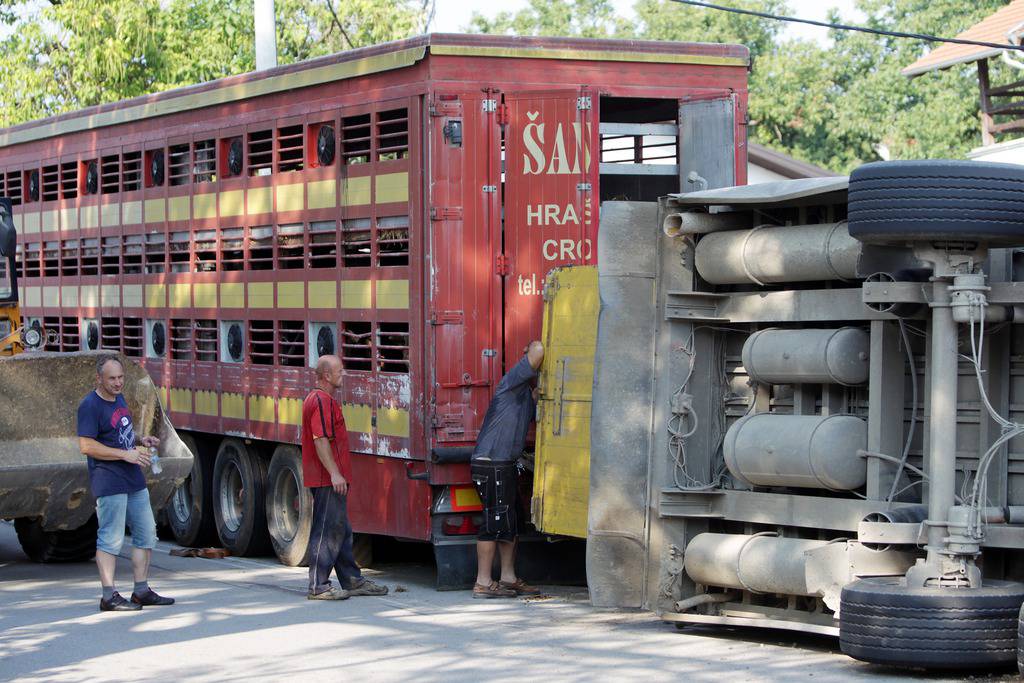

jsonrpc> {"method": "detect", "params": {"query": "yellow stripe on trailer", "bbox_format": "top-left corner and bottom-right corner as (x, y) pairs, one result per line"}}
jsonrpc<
(532, 265), (599, 539)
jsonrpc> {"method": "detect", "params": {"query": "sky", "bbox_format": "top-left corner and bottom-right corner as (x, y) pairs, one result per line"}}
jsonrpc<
(429, 0), (864, 44)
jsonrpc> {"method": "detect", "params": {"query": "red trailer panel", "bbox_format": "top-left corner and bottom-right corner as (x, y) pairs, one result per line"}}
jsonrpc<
(0, 34), (748, 586)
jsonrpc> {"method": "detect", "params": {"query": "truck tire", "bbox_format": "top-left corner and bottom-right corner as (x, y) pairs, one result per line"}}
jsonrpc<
(840, 577), (1024, 669)
(848, 160), (1024, 246)
(166, 433), (217, 548)
(266, 445), (312, 566)
(213, 438), (271, 556)
(14, 516), (98, 563)
(1018, 603), (1024, 676)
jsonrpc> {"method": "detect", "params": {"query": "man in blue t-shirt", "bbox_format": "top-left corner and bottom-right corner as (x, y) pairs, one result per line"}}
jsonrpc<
(77, 354), (175, 612)
(470, 340), (545, 599)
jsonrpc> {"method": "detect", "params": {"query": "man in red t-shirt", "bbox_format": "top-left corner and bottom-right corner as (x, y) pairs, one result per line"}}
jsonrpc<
(302, 354), (388, 600)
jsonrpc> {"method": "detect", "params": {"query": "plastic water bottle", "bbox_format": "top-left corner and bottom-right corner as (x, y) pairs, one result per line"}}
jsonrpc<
(149, 446), (162, 475)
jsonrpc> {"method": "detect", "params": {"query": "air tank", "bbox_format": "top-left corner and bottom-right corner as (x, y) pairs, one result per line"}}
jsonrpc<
(684, 533), (830, 596)
(742, 327), (870, 386)
(723, 413), (867, 490)
(694, 222), (859, 285)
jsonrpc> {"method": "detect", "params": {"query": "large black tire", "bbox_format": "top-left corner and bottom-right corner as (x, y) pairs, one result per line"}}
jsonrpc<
(848, 160), (1024, 246)
(266, 445), (312, 566)
(840, 577), (1024, 669)
(1018, 603), (1024, 676)
(212, 438), (271, 556)
(14, 516), (98, 563)
(166, 432), (217, 548)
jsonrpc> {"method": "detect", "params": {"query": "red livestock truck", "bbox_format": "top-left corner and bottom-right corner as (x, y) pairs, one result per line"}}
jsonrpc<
(1, 34), (748, 586)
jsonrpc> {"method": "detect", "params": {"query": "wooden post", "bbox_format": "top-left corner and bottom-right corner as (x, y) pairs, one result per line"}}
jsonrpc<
(979, 59), (996, 146)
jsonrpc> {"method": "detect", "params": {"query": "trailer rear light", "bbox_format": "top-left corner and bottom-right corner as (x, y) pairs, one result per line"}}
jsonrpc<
(442, 515), (482, 536)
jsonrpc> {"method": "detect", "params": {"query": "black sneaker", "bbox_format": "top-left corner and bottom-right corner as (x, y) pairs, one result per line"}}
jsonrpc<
(131, 590), (175, 606)
(100, 592), (142, 612)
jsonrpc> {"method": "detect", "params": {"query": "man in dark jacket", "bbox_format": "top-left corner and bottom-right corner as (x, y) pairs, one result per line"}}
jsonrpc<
(471, 340), (544, 598)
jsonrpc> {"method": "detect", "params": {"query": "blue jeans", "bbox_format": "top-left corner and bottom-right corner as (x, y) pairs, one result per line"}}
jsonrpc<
(308, 486), (362, 594)
(96, 488), (157, 555)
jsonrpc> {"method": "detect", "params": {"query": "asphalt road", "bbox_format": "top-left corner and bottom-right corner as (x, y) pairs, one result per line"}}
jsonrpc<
(0, 521), (1007, 682)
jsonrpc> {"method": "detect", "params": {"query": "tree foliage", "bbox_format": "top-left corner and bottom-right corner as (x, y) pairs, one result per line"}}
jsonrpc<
(0, 0), (431, 127)
(466, 0), (1010, 174)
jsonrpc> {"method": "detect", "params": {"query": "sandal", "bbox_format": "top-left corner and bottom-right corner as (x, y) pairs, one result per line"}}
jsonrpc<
(499, 579), (542, 596)
(473, 581), (516, 599)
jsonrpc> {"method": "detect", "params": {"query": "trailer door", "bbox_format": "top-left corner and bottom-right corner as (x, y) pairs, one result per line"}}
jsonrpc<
(502, 88), (598, 367)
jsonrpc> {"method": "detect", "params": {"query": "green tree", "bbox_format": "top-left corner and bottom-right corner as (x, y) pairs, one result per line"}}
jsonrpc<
(466, 0), (627, 39)
(0, 0), (431, 127)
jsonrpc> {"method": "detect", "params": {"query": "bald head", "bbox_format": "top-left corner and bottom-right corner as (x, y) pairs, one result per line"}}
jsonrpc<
(315, 354), (344, 391)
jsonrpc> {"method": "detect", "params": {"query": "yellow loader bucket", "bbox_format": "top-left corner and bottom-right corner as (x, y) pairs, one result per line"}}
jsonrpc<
(0, 351), (192, 531)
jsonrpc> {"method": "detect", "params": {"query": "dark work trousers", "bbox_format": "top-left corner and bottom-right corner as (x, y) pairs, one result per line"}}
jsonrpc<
(308, 485), (362, 594)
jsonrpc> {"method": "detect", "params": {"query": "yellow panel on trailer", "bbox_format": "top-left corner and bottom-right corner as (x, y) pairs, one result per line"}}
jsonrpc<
(532, 265), (599, 539)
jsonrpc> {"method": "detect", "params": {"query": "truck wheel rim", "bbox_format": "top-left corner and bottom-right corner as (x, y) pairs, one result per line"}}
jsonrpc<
(219, 461), (244, 533)
(171, 474), (194, 525)
(273, 468), (300, 542)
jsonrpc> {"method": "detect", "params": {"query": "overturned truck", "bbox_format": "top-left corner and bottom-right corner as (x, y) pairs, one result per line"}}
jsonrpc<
(535, 159), (1024, 670)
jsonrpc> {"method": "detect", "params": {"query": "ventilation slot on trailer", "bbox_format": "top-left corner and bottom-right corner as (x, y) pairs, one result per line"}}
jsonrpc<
(60, 239), (79, 277)
(377, 215), (409, 266)
(376, 108), (409, 161)
(60, 161), (77, 199)
(248, 129), (273, 176)
(194, 230), (217, 272)
(170, 319), (192, 360)
(277, 223), (304, 269)
(101, 155), (120, 194)
(23, 242), (39, 278)
(123, 318), (143, 357)
(101, 237), (121, 275)
(169, 231), (190, 273)
(340, 322), (372, 371)
(249, 320), (275, 365)
(193, 139), (216, 183)
(81, 238), (99, 276)
(377, 323), (410, 373)
(248, 226), (273, 270)
(122, 151), (142, 192)
(6, 171), (21, 205)
(278, 320), (305, 366)
(101, 317), (121, 351)
(221, 228), (244, 271)
(341, 218), (371, 267)
(309, 220), (337, 268)
(60, 317), (80, 351)
(168, 144), (191, 186)
(41, 164), (59, 202)
(194, 319), (218, 361)
(42, 241), (59, 277)
(341, 114), (371, 165)
(276, 125), (304, 173)
(146, 232), (168, 273)
(123, 235), (143, 274)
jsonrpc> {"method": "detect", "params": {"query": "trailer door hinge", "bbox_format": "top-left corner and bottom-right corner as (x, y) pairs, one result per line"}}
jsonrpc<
(482, 99), (498, 113)
(495, 253), (510, 276)
(576, 182), (592, 192)
(482, 185), (497, 193)
(577, 96), (592, 111)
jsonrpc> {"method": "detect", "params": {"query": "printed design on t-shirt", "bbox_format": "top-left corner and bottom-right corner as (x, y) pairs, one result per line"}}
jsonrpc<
(111, 406), (136, 451)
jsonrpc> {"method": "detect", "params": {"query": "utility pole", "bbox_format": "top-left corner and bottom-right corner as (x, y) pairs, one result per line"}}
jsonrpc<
(254, 0), (278, 71)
